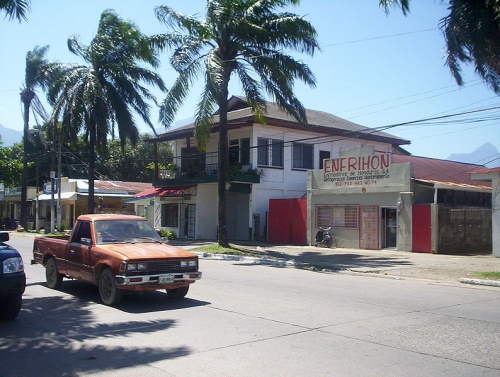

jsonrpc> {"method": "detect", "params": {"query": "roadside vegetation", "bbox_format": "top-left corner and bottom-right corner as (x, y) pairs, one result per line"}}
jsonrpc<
(474, 271), (500, 280)
(191, 243), (257, 256)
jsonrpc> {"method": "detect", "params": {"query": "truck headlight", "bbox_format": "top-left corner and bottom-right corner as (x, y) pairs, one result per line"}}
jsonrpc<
(126, 263), (148, 271)
(3, 257), (24, 273)
(180, 260), (197, 268)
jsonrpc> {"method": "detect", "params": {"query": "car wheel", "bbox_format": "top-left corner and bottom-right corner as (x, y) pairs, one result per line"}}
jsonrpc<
(0, 294), (22, 320)
(166, 285), (189, 299)
(46, 258), (63, 289)
(98, 268), (123, 306)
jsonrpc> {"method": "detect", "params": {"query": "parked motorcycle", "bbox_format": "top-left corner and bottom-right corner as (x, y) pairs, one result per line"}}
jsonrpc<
(315, 226), (334, 247)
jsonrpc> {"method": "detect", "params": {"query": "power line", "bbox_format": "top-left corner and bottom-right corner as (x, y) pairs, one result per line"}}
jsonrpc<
(321, 28), (437, 48)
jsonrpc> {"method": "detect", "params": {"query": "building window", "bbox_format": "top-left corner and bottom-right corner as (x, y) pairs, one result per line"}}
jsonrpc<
(257, 138), (283, 167)
(229, 139), (240, 166)
(316, 205), (358, 229)
(161, 204), (179, 227)
(241, 138), (250, 165)
(292, 142), (313, 169)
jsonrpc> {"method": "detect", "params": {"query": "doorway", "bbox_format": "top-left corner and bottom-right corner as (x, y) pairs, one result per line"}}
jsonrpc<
(180, 204), (196, 238)
(382, 207), (397, 249)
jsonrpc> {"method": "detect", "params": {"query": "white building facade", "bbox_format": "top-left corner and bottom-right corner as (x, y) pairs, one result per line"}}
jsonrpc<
(135, 97), (408, 241)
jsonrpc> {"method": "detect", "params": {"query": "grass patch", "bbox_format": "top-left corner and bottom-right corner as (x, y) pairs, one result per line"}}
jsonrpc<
(191, 243), (256, 256)
(474, 271), (500, 280)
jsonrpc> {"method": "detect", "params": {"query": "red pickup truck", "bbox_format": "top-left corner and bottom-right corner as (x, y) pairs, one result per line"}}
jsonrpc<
(32, 214), (201, 306)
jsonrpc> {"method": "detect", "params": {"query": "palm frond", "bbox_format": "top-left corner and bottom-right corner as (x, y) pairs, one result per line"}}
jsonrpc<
(235, 63), (266, 125)
(1, 0), (30, 22)
(159, 59), (202, 128)
(379, 0), (410, 15)
(155, 5), (208, 37)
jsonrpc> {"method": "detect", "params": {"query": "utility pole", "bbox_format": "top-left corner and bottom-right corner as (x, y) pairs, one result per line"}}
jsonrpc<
(57, 134), (62, 230)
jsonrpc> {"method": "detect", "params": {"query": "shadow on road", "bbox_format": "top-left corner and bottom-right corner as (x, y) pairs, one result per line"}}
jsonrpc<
(0, 295), (192, 377)
(256, 249), (414, 271)
(26, 279), (210, 313)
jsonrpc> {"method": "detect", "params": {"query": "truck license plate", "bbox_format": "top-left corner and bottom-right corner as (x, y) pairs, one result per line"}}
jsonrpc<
(159, 275), (174, 284)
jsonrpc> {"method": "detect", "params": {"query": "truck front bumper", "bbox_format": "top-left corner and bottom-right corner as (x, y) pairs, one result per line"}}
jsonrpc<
(115, 271), (202, 287)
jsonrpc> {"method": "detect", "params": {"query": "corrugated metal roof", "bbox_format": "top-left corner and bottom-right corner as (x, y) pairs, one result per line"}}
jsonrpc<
(392, 154), (491, 189)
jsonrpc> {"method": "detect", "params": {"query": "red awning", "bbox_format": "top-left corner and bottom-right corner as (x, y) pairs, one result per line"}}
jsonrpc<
(132, 185), (194, 199)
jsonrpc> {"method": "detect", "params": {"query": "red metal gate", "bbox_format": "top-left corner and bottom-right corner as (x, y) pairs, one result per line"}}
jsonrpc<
(268, 198), (307, 245)
(412, 204), (432, 253)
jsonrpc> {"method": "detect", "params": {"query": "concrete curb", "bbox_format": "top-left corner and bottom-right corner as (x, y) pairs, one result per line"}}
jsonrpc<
(460, 278), (500, 287)
(195, 252), (295, 267)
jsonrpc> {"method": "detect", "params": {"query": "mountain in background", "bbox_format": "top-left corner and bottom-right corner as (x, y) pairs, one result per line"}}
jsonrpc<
(0, 124), (22, 146)
(447, 142), (500, 168)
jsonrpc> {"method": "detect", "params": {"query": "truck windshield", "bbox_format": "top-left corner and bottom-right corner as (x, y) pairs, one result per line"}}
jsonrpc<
(94, 220), (162, 244)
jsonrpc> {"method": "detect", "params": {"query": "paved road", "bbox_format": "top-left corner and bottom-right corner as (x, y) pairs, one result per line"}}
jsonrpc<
(1, 234), (500, 377)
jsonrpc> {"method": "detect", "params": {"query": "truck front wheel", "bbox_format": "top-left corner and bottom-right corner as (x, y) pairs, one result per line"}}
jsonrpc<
(46, 258), (63, 289)
(98, 268), (123, 306)
(166, 285), (189, 299)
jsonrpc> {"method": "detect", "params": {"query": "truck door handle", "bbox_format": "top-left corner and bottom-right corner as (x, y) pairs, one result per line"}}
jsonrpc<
(70, 249), (75, 254)
(94, 253), (101, 258)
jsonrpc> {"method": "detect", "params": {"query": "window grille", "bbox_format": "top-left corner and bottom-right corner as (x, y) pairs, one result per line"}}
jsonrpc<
(316, 205), (359, 229)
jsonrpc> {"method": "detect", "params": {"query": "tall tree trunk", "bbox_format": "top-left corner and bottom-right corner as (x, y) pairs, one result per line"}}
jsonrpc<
(20, 90), (33, 229)
(217, 81), (230, 247)
(87, 120), (96, 214)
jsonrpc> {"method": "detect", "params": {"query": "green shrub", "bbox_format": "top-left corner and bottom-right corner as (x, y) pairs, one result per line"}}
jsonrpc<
(157, 228), (177, 240)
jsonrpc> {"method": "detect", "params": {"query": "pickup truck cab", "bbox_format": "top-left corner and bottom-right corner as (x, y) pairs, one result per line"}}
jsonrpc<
(0, 232), (26, 319)
(32, 214), (201, 306)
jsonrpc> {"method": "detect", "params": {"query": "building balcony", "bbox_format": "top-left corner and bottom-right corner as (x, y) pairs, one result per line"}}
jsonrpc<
(153, 163), (261, 186)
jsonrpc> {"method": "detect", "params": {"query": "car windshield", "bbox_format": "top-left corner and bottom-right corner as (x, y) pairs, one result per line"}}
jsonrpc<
(94, 219), (162, 244)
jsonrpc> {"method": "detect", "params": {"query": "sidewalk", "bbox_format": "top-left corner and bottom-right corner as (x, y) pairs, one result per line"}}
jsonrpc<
(169, 239), (500, 287)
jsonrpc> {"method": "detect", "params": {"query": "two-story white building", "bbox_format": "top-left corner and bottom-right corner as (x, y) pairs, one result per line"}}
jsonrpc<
(133, 96), (410, 241)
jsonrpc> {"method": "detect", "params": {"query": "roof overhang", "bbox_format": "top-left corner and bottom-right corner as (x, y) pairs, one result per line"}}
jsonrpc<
(37, 192), (78, 201)
(128, 185), (195, 201)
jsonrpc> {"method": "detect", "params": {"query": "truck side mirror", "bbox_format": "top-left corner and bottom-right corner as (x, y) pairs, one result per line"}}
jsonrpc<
(80, 237), (92, 246)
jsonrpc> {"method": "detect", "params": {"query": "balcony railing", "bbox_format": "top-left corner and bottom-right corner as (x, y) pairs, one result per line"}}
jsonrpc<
(155, 163), (260, 185)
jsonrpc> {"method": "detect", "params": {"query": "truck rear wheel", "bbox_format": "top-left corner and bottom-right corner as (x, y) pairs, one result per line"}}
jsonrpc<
(166, 285), (189, 299)
(98, 268), (123, 306)
(46, 258), (63, 289)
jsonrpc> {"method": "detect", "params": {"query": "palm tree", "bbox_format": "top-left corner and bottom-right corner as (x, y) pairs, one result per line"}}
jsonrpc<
(381, 1), (500, 94)
(50, 9), (167, 214)
(0, 0), (30, 22)
(20, 45), (61, 228)
(152, 0), (319, 247)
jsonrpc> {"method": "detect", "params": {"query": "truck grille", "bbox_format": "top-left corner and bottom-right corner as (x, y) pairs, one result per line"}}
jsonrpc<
(125, 259), (198, 275)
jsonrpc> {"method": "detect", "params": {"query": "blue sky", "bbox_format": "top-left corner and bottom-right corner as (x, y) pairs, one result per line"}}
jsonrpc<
(1, 0), (499, 165)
